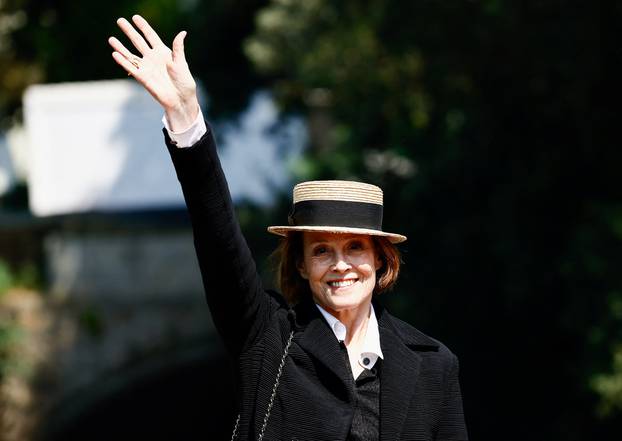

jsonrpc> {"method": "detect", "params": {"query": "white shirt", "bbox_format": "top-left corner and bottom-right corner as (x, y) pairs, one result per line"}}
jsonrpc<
(315, 303), (384, 379)
(162, 109), (207, 148)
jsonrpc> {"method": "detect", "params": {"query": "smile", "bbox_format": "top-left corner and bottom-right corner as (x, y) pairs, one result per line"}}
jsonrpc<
(327, 278), (358, 288)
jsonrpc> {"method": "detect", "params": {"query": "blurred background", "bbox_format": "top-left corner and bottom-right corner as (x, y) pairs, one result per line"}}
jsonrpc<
(1, 0), (621, 439)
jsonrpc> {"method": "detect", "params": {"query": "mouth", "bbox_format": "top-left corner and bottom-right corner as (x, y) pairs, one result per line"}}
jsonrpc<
(326, 278), (358, 288)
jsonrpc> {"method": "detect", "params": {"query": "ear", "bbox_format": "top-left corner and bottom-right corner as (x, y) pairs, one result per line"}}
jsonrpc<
(297, 260), (309, 279)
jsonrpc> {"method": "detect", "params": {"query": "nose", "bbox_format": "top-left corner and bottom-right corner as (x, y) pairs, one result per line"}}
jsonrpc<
(332, 255), (351, 272)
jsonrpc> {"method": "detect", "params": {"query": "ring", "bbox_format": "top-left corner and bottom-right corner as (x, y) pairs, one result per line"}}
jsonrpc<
(129, 57), (140, 69)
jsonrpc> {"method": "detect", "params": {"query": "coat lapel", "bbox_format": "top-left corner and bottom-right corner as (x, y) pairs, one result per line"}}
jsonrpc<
(378, 323), (421, 441)
(376, 302), (440, 441)
(293, 298), (439, 440)
(293, 299), (354, 397)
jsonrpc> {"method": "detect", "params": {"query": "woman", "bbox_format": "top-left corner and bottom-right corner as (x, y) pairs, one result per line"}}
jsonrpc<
(109, 15), (467, 441)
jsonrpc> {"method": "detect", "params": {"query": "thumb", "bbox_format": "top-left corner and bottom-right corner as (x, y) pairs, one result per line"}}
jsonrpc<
(172, 31), (187, 63)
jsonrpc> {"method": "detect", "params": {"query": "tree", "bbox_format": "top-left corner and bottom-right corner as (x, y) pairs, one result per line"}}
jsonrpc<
(0, 0), (268, 127)
(246, 0), (622, 439)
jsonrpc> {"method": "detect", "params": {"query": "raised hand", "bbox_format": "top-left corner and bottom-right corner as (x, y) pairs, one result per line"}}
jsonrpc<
(108, 15), (199, 131)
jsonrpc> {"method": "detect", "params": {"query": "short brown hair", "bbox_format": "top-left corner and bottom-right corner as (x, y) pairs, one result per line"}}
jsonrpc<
(273, 232), (402, 305)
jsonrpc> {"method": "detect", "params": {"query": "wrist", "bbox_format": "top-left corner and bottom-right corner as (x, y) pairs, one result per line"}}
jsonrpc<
(164, 98), (200, 132)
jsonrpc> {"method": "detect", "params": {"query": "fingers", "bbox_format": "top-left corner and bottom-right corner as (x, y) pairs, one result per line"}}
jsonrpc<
(111, 51), (140, 77)
(116, 17), (151, 54)
(131, 15), (164, 49)
(108, 36), (139, 61)
(171, 31), (187, 63)
(108, 37), (142, 77)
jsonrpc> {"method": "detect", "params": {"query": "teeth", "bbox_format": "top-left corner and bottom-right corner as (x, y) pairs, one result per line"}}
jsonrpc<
(329, 279), (356, 287)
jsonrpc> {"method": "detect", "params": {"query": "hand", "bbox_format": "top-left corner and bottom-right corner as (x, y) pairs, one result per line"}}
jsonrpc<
(108, 15), (200, 131)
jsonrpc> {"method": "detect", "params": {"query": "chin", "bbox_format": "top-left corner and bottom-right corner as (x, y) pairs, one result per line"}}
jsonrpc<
(326, 299), (360, 312)
(323, 289), (371, 311)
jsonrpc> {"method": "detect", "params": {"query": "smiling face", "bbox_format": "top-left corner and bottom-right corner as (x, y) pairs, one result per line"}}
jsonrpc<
(297, 232), (382, 316)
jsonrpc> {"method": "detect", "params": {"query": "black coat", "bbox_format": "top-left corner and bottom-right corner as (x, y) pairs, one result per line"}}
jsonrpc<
(165, 125), (468, 440)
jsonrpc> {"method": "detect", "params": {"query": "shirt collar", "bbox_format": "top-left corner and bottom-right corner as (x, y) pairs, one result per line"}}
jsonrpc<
(363, 304), (384, 361)
(315, 303), (384, 370)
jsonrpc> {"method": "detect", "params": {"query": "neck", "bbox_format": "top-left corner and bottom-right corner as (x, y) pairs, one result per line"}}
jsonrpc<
(326, 300), (372, 345)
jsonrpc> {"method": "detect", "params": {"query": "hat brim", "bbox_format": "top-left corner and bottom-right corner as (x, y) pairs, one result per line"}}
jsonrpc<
(267, 225), (407, 244)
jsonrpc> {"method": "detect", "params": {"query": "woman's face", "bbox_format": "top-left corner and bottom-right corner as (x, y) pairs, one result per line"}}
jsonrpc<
(298, 232), (382, 314)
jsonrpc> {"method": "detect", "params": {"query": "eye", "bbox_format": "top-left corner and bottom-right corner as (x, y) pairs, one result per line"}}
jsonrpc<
(348, 240), (365, 250)
(312, 245), (329, 256)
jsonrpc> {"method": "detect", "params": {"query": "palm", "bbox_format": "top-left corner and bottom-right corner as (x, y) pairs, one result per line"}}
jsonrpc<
(109, 15), (197, 115)
(133, 43), (194, 109)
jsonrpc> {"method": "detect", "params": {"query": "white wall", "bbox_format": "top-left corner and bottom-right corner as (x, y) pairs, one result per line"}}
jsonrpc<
(22, 80), (306, 216)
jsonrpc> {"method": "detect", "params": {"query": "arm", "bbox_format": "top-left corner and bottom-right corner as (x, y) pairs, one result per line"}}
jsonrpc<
(109, 15), (276, 354)
(436, 355), (469, 441)
(165, 124), (275, 354)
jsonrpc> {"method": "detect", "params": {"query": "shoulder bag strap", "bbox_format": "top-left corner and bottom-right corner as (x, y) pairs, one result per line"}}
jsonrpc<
(231, 330), (295, 441)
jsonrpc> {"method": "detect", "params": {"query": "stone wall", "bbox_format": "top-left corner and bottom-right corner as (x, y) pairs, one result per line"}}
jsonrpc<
(0, 214), (222, 441)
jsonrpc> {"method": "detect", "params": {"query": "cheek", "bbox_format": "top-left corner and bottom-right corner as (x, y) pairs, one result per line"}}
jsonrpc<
(305, 259), (327, 282)
(357, 262), (376, 278)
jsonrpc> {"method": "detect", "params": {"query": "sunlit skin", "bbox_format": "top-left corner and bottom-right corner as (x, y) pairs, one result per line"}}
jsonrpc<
(108, 15), (200, 131)
(298, 232), (382, 353)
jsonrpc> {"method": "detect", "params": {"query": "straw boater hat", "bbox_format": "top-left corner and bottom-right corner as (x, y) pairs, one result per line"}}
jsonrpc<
(267, 180), (407, 244)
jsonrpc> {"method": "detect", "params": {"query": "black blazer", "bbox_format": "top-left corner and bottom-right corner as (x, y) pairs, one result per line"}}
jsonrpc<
(164, 124), (468, 441)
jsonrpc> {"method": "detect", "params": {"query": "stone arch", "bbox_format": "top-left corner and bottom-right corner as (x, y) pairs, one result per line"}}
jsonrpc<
(40, 339), (236, 441)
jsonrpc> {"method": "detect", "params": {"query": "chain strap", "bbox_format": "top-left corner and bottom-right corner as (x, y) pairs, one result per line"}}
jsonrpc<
(230, 414), (241, 441)
(231, 330), (295, 441)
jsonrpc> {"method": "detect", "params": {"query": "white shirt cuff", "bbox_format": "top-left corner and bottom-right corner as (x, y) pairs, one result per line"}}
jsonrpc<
(162, 108), (207, 148)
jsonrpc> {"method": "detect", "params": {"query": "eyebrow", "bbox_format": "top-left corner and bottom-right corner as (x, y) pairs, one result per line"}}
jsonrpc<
(308, 236), (363, 246)
(308, 240), (329, 246)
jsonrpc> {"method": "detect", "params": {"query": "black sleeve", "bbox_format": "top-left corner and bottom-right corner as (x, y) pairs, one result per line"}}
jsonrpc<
(163, 123), (278, 356)
(436, 354), (469, 440)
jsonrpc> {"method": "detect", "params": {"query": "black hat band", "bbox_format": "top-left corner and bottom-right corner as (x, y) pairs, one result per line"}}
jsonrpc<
(288, 200), (384, 231)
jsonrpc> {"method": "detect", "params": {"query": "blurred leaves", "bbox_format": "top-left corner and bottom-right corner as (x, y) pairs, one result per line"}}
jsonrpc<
(0, 260), (25, 380)
(0, 0), (268, 126)
(247, 0), (622, 438)
(593, 346), (622, 417)
(0, 0), (620, 438)
(0, 259), (13, 295)
(78, 307), (105, 339)
(0, 320), (23, 378)
(0, 259), (39, 294)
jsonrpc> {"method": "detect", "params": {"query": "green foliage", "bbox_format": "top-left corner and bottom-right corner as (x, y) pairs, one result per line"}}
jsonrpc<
(0, 259), (34, 379)
(0, 321), (23, 379)
(78, 307), (105, 339)
(0, 0), (620, 437)
(14, 262), (38, 290)
(247, 0), (622, 438)
(0, 260), (14, 295)
(0, 259), (40, 294)
(0, 0), (268, 126)
(593, 346), (622, 417)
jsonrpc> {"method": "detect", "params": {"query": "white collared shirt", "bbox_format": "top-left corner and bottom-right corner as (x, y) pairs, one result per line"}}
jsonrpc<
(315, 303), (384, 379)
